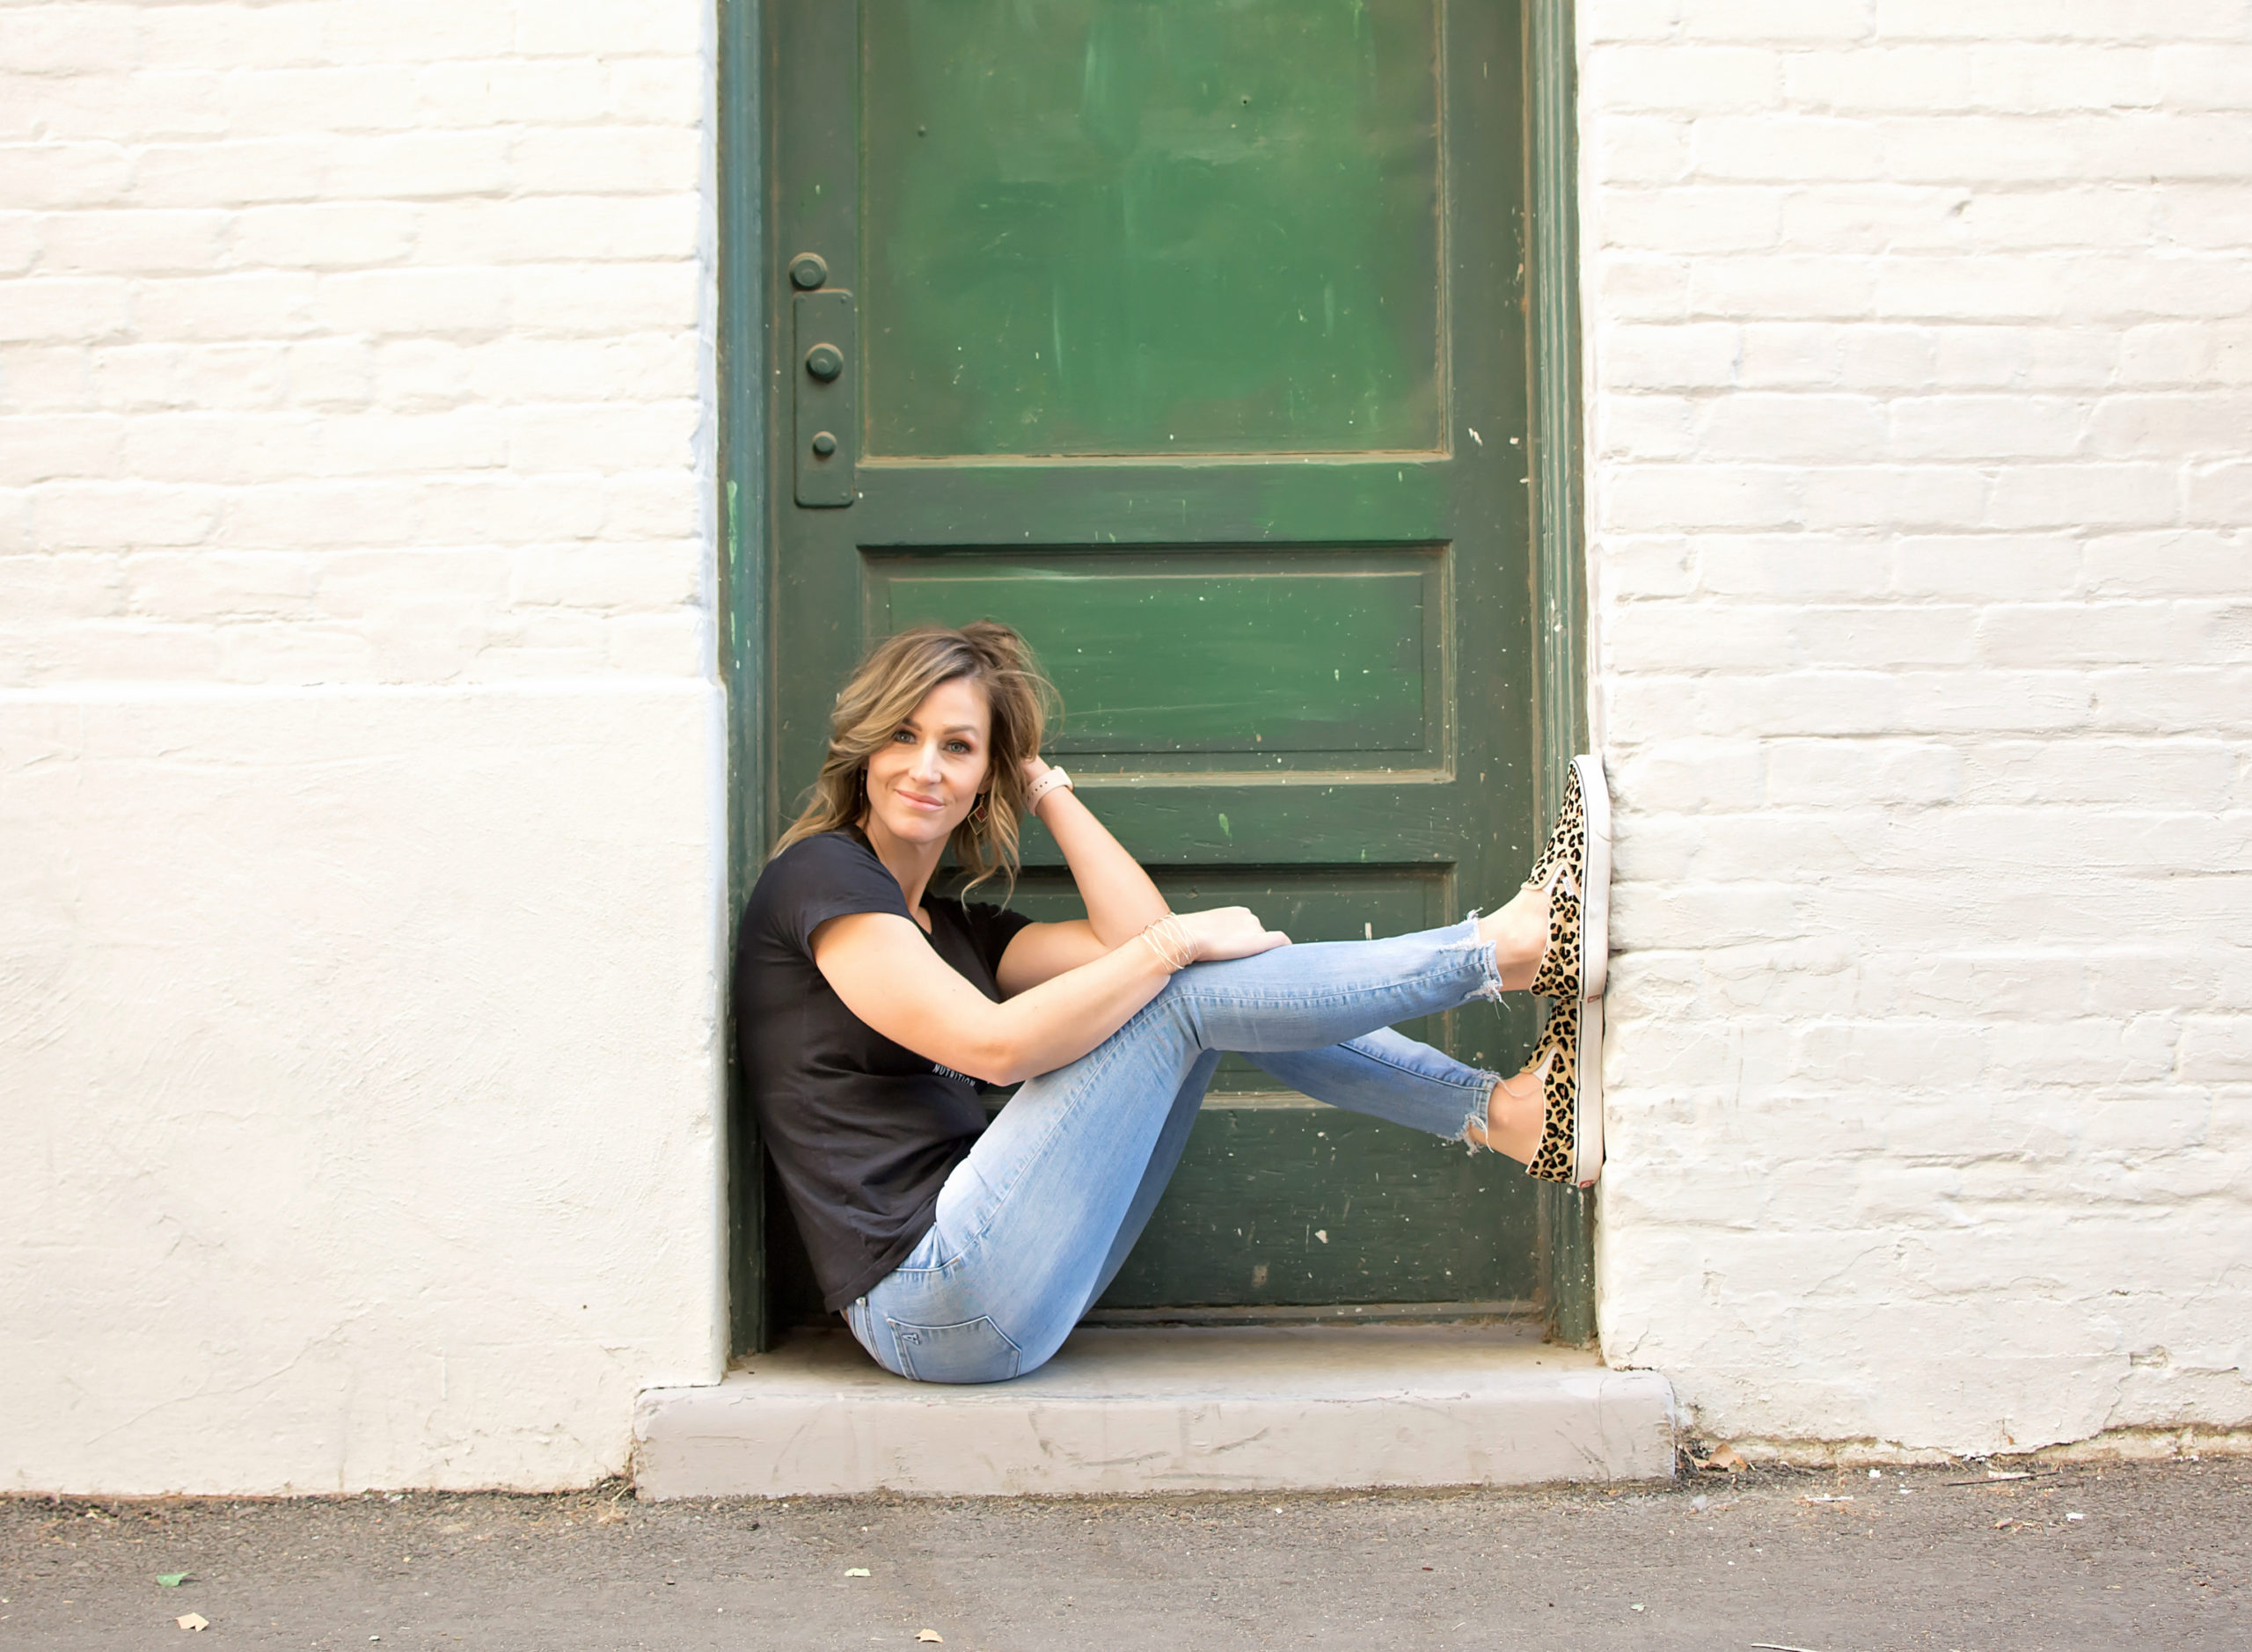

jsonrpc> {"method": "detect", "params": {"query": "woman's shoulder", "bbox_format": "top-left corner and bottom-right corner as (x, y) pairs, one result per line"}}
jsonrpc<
(749, 831), (896, 923)
(764, 830), (879, 875)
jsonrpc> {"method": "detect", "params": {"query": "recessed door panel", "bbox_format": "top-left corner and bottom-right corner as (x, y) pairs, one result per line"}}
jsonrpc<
(1093, 1107), (1542, 1313)
(862, 0), (1444, 457)
(867, 547), (1447, 766)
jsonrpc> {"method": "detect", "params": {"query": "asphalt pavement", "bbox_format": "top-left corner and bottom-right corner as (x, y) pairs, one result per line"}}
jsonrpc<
(4, 1454), (2245, 1649)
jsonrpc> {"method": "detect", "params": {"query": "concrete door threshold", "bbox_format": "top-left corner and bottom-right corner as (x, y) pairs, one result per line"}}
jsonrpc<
(633, 1322), (1678, 1499)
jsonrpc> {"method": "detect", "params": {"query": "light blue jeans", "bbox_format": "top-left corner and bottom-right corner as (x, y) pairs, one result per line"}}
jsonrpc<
(843, 917), (1505, 1383)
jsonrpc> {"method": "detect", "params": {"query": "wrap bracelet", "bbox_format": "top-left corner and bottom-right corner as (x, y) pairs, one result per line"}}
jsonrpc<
(1139, 914), (1195, 973)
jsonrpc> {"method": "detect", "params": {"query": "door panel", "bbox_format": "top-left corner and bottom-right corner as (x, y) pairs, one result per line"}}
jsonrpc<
(1004, 859), (1538, 1312)
(766, 0), (1538, 1319)
(1094, 1108), (1540, 1314)
(862, 0), (1444, 457)
(868, 547), (1447, 765)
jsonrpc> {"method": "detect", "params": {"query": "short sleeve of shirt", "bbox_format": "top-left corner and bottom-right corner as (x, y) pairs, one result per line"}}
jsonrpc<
(766, 832), (913, 958)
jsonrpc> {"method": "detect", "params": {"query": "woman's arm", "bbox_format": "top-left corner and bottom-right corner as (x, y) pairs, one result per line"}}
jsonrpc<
(992, 757), (1172, 994)
(1028, 760), (1167, 944)
(812, 905), (1288, 1086)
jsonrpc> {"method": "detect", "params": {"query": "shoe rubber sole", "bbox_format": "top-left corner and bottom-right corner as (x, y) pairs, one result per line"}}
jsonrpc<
(1568, 753), (1609, 1187)
(1573, 752), (1612, 1004)
(1575, 989), (1604, 1188)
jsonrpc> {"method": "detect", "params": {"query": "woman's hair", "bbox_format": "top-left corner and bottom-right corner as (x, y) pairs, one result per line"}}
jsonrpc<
(771, 620), (1056, 895)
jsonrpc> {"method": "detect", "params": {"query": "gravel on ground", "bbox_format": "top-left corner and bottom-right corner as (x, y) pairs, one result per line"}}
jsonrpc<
(4, 1455), (2245, 1650)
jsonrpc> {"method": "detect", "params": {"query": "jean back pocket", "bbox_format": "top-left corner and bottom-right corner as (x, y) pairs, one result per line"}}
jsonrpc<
(885, 1314), (1021, 1384)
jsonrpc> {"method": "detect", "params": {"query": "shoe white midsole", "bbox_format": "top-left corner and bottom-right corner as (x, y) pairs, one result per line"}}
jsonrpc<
(1573, 753), (1612, 1003)
(1576, 990), (1604, 1188)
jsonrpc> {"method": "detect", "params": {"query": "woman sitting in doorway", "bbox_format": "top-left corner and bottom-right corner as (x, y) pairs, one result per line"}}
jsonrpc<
(735, 621), (1609, 1384)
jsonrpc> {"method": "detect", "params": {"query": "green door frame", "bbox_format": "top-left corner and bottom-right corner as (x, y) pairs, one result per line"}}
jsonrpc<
(717, 0), (1590, 1357)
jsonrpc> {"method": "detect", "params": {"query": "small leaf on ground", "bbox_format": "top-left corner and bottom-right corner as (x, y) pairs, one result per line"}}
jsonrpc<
(844, 1567), (871, 1577)
(176, 1613), (209, 1632)
(918, 1633), (945, 1644)
(157, 1574), (190, 1588)
(1702, 1445), (1748, 1473)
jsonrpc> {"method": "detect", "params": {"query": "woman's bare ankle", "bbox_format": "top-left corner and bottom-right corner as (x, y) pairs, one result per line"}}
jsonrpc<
(1469, 1068), (1542, 1165)
(1477, 883), (1550, 992)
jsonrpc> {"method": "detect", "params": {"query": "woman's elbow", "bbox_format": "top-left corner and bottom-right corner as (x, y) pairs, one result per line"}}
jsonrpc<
(961, 1036), (1030, 1088)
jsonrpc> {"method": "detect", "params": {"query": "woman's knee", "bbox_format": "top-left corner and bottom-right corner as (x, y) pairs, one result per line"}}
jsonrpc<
(1133, 970), (1211, 1049)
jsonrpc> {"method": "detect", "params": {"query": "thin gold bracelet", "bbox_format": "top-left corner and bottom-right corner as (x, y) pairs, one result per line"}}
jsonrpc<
(1138, 914), (1194, 973)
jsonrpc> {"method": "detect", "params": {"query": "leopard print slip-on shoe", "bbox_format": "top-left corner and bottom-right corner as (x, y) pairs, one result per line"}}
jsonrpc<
(1525, 754), (1613, 1005)
(1519, 762), (1580, 901)
(1524, 990), (1605, 1188)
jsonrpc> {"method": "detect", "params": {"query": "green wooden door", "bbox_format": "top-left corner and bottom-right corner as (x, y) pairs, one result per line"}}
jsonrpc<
(760, 0), (1545, 1326)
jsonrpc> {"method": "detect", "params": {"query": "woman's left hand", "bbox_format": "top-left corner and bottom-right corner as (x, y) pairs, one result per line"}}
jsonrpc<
(1174, 906), (1291, 962)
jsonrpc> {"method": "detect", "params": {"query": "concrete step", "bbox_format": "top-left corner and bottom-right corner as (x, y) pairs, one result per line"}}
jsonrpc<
(633, 1323), (1678, 1499)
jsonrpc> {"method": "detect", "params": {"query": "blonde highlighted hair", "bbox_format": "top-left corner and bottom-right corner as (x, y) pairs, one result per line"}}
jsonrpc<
(772, 621), (1056, 895)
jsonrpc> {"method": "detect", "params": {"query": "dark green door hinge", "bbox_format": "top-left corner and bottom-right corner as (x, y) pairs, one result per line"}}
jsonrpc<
(791, 253), (854, 508)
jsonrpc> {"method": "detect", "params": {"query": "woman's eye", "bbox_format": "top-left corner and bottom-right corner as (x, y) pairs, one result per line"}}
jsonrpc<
(891, 727), (915, 743)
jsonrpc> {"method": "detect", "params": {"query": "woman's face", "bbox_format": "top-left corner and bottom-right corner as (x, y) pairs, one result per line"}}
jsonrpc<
(860, 675), (993, 852)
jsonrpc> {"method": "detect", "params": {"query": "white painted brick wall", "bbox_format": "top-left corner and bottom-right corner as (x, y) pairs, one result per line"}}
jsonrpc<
(0, 0), (714, 685)
(1, 1), (724, 1495)
(1585, 0), (2252, 1452)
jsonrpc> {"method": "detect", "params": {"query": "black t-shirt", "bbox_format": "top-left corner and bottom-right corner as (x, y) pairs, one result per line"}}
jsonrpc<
(735, 831), (1033, 1311)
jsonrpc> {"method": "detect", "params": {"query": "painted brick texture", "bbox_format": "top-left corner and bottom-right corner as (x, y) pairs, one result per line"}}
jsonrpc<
(1, 1), (725, 1495)
(0, 0), (713, 685)
(1584, 1), (2252, 1451)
